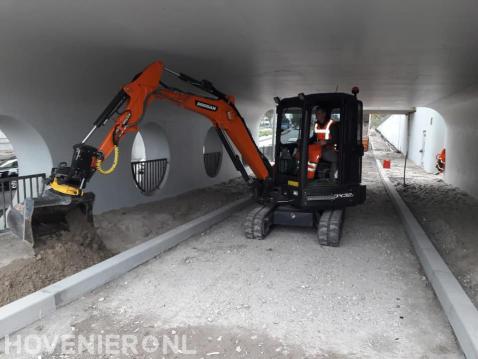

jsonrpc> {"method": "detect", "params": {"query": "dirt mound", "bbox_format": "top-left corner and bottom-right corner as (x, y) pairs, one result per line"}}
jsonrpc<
(0, 205), (112, 307)
(96, 178), (249, 253)
(0, 239), (111, 307)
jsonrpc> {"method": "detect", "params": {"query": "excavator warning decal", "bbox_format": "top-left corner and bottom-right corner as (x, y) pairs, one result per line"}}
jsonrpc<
(195, 101), (218, 111)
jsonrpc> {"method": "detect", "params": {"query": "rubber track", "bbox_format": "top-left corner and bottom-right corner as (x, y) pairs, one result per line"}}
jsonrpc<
(243, 205), (273, 240)
(317, 209), (344, 247)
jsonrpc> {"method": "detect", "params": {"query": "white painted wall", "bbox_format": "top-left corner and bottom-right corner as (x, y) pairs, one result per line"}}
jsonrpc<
(377, 115), (408, 153)
(407, 107), (446, 173)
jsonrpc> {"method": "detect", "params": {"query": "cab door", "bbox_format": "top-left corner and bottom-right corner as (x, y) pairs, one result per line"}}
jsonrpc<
(274, 102), (306, 201)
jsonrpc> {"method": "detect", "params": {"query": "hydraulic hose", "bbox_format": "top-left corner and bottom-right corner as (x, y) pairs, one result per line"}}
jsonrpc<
(96, 146), (119, 175)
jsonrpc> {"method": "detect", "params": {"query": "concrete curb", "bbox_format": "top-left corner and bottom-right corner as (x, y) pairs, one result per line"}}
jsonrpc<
(0, 197), (252, 338)
(375, 158), (478, 359)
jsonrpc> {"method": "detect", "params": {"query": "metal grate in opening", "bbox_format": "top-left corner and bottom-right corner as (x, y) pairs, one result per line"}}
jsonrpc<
(131, 158), (168, 194)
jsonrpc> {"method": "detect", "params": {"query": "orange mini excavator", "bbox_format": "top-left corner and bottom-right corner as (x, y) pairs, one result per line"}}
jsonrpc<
(8, 61), (366, 247)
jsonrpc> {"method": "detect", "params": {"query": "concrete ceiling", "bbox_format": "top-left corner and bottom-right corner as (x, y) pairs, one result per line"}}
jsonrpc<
(1, 0), (478, 112)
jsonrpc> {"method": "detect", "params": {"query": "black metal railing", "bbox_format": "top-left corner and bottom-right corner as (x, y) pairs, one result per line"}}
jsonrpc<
(0, 173), (46, 231)
(204, 152), (222, 177)
(131, 159), (168, 194)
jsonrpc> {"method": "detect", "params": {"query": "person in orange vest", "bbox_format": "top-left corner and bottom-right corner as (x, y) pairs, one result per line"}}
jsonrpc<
(307, 107), (338, 180)
(435, 148), (446, 174)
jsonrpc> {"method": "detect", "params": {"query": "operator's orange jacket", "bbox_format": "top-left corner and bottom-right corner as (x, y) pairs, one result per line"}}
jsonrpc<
(307, 119), (335, 179)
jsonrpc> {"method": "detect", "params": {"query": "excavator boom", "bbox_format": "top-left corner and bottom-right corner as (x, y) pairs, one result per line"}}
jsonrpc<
(155, 88), (270, 181)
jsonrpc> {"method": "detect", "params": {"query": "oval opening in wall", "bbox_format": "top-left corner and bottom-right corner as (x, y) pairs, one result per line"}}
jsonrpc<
(203, 127), (223, 178)
(131, 123), (170, 195)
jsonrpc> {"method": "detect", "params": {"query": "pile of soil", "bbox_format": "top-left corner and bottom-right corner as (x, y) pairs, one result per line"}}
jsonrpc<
(96, 178), (249, 253)
(0, 240), (111, 307)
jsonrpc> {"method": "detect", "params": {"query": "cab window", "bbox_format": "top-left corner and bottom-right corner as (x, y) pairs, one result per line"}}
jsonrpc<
(278, 107), (302, 176)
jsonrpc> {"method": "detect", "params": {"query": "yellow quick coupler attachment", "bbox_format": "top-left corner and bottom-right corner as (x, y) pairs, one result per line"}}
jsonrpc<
(50, 178), (83, 196)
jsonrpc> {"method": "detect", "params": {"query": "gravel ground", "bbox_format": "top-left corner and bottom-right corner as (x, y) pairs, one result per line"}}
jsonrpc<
(0, 154), (462, 358)
(372, 129), (478, 307)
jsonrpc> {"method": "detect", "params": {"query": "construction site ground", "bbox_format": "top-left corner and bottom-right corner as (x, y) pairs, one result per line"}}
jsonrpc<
(0, 152), (463, 358)
(0, 179), (248, 307)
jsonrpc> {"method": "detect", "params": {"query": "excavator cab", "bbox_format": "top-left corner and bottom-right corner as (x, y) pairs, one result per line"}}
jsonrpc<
(244, 90), (366, 246)
(274, 92), (365, 207)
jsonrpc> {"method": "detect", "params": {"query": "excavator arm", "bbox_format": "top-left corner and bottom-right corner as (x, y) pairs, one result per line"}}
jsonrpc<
(8, 60), (272, 246)
(50, 60), (271, 197)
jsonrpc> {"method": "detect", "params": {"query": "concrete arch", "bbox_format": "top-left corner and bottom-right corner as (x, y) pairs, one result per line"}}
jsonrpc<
(0, 115), (53, 176)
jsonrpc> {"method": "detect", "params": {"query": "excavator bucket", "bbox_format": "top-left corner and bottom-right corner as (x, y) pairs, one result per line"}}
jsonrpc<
(6, 190), (96, 247)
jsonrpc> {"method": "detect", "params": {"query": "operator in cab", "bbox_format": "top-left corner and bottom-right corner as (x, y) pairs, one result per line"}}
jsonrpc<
(307, 107), (338, 180)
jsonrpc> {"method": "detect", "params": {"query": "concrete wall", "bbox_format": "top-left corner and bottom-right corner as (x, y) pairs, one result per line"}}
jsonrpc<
(408, 107), (446, 173)
(429, 86), (478, 198)
(377, 115), (408, 153)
